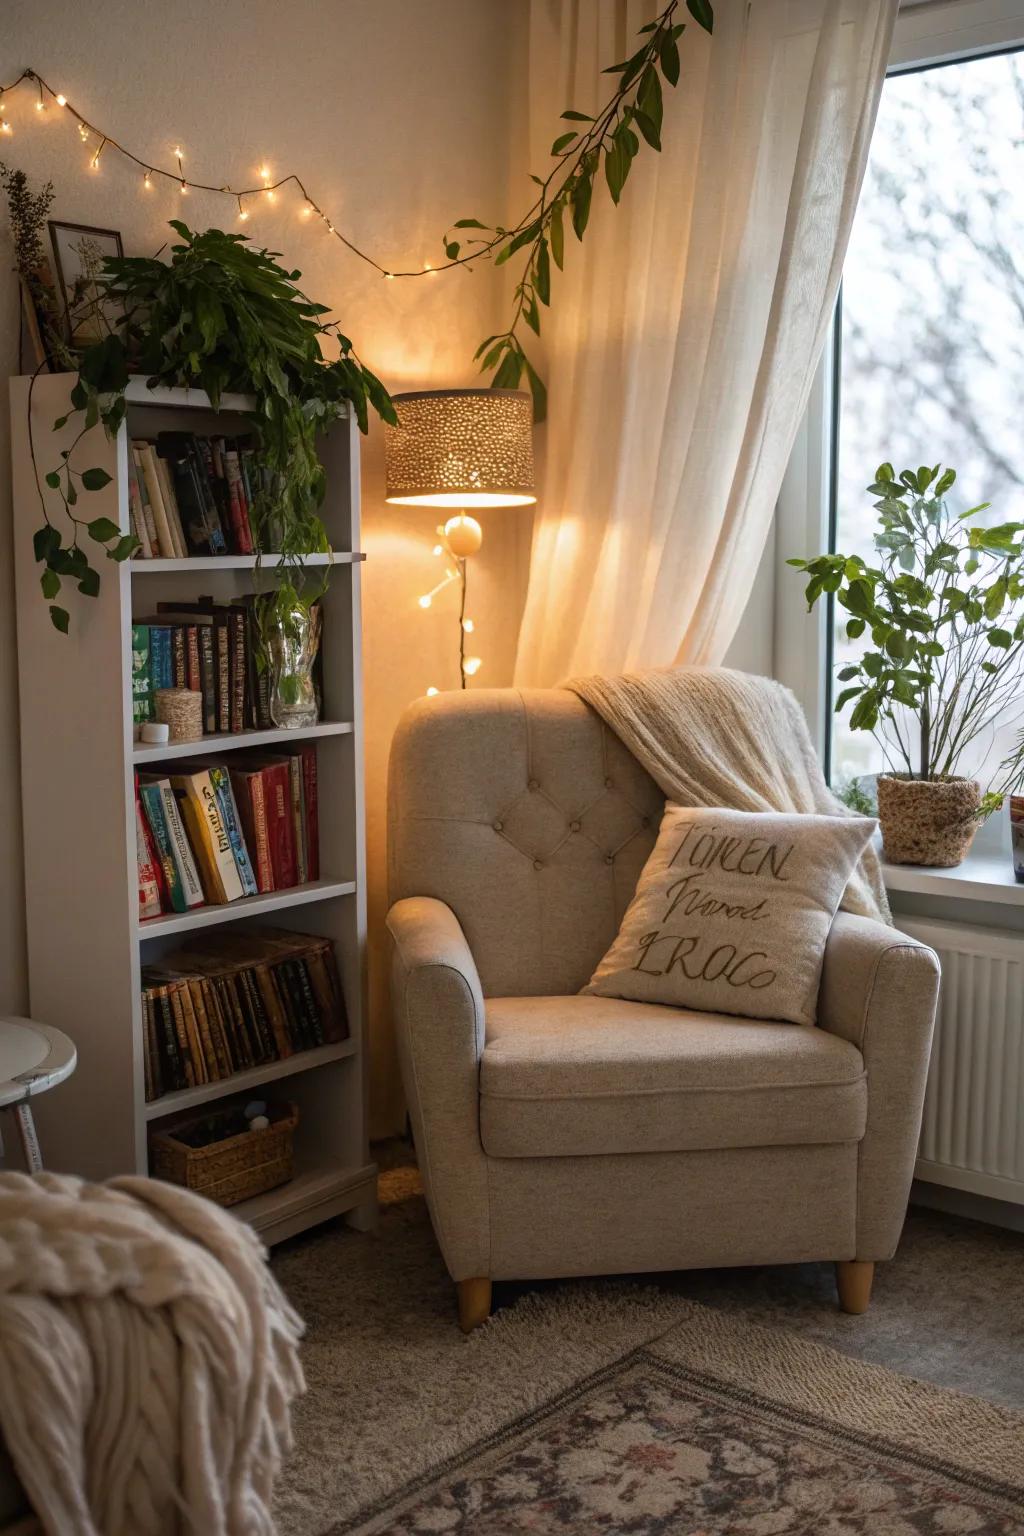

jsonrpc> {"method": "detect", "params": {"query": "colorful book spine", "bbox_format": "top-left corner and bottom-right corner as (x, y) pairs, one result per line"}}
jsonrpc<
(157, 780), (205, 909)
(208, 764), (259, 897)
(149, 626), (174, 691)
(171, 770), (244, 904)
(300, 744), (319, 881)
(135, 787), (162, 920)
(229, 768), (274, 892)
(139, 781), (187, 913)
(131, 624), (152, 725)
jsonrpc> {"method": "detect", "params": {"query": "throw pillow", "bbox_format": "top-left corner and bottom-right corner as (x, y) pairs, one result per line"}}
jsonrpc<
(583, 805), (876, 1025)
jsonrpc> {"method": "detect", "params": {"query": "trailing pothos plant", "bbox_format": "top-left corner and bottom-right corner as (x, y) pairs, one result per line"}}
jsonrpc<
(31, 221), (396, 632)
(443, 0), (714, 419)
(789, 461), (1024, 818)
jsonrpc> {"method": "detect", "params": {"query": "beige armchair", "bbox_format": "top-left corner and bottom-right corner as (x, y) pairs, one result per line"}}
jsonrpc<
(387, 689), (939, 1332)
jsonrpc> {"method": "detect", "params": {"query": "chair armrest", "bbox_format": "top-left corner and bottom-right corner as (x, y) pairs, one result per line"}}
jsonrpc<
(818, 911), (940, 1259)
(386, 897), (490, 1280)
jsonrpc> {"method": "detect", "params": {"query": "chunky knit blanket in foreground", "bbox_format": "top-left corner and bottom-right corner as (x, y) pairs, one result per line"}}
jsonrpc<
(566, 666), (890, 925)
(0, 1171), (304, 1535)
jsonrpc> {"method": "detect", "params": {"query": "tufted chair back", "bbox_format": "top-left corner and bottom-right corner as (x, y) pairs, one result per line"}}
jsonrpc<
(388, 689), (665, 997)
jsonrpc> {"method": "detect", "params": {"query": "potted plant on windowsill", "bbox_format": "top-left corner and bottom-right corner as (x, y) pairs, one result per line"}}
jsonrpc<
(790, 461), (1024, 867)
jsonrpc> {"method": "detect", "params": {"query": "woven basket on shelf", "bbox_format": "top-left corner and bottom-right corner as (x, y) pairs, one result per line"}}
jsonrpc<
(150, 1100), (298, 1208)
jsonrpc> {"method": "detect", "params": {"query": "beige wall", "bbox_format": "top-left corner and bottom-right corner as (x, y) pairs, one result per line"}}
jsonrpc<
(0, 0), (530, 1135)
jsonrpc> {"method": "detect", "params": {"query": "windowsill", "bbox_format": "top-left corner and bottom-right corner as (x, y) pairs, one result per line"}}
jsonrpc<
(881, 843), (1024, 906)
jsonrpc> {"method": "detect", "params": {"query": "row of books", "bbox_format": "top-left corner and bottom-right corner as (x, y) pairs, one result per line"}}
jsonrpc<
(128, 432), (266, 558)
(131, 600), (321, 736)
(142, 927), (347, 1101)
(136, 747), (319, 918)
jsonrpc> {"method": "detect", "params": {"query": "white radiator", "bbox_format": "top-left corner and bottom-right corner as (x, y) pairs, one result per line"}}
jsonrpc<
(899, 917), (1024, 1206)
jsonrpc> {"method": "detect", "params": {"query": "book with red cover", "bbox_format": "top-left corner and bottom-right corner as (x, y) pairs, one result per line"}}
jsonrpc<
(241, 756), (297, 887)
(296, 744), (319, 881)
(228, 764), (275, 892)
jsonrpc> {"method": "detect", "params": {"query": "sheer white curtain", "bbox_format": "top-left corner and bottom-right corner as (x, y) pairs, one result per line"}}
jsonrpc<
(514, 0), (896, 685)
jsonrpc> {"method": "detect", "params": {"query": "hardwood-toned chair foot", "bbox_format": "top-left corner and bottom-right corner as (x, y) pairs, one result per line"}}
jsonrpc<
(457, 1276), (492, 1333)
(835, 1259), (875, 1315)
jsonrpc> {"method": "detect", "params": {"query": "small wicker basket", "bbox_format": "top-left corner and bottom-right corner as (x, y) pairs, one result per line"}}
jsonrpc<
(150, 1101), (298, 1208)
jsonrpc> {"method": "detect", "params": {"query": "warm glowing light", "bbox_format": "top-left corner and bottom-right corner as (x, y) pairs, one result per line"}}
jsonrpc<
(463, 619), (475, 634)
(325, 222), (334, 233)
(300, 205), (312, 218)
(464, 657), (482, 676)
(143, 169), (152, 188)
(0, 122), (11, 136)
(259, 165), (270, 180)
(432, 544), (443, 556)
(77, 122), (88, 139)
(385, 273), (395, 280)
(35, 100), (43, 112)
(418, 595), (432, 610)
(174, 147), (183, 159)
(56, 94), (67, 107)
(180, 181), (188, 194)
(443, 514), (483, 557)
(426, 686), (439, 697)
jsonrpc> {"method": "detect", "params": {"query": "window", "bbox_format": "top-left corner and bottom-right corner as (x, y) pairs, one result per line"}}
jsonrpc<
(829, 46), (1024, 792)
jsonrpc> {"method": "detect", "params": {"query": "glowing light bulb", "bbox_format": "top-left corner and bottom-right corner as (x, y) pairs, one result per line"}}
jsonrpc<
(77, 122), (88, 140)
(463, 619), (475, 634)
(56, 94), (67, 107)
(325, 222), (334, 233)
(259, 165), (270, 180)
(180, 180), (188, 194)
(174, 147), (183, 159)
(35, 100), (43, 112)
(0, 122), (11, 136)
(426, 686), (439, 697)
(464, 657), (482, 677)
(143, 170), (152, 189)
(418, 595), (432, 610)
(385, 273), (395, 281)
(432, 544), (443, 557)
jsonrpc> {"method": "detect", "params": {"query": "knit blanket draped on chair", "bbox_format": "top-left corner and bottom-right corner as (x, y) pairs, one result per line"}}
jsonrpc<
(565, 666), (890, 924)
(0, 1171), (304, 1536)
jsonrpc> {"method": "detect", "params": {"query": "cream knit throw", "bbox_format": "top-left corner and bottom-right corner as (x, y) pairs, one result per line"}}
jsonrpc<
(0, 1171), (304, 1535)
(566, 666), (890, 924)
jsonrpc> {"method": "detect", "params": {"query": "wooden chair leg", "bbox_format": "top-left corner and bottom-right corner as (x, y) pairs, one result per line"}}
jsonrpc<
(835, 1260), (875, 1315)
(457, 1277), (492, 1333)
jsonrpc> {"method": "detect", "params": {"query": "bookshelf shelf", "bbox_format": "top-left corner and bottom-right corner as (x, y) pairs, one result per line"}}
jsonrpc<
(137, 879), (357, 938)
(11, 374), (375, 1242)
(130, 552), (366, 573)
(144, 1037), (357, 1121)
(132, 720), (354, 764)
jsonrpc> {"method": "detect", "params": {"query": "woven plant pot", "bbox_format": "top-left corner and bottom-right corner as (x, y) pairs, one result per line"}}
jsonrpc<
(877, 775), (980, 867)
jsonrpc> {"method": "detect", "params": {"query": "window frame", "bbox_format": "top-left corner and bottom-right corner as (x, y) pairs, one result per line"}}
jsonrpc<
(774, 0), (1024, 766)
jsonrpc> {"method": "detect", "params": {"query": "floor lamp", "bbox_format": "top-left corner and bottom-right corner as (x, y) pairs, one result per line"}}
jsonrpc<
(384, 388), (536, 690)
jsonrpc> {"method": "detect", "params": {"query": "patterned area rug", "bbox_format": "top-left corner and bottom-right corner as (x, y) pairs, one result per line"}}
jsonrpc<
(273, 1170), (1024, 1535)
(341, 1309), (1024, 1535)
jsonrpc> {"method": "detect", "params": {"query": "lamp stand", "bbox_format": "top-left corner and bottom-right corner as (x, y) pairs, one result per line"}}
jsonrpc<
(457, 557), (468, 690)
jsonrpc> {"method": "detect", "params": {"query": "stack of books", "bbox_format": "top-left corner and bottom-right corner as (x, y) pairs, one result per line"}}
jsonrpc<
(131, 598), (322, 736)
(141, 926), (347, 1101)
(136, 747), (319, 920)
(128, 432), (266, 558)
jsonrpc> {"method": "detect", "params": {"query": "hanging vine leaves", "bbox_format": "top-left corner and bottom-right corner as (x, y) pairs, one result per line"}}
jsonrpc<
(446, 0), (714, 421)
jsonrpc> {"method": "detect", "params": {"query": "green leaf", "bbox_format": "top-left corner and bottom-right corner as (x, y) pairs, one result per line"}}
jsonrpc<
(987, 628), (1012, 649)
(44, 470), (61, 489)
(604, 136), (628, 204)
(109, 535), (138, 562)
(875, 461), (895, 482)
(846, 618), (866, 639)
(638, 63), (664, 137)
(522, 351), (548, 424)
(86, 516), (120, 542)
(33, 525), (60, 563)
(659, 33), (680, 86)
(81, 467), (113, 492)
(551, 131), (577, 155)
(445, 240), (460, 260)
(633, 108), (662, 150)
(550, 201), (565, 270)
(453, 218), (488, 229)
(523, 295), (541, 335)
(491, 349), (524, 389)
(535, 238), (551, 306)
(835, 687), (862, 712)
(561, 109), (593, 121)
(40, 569), (60, 600)
(49, 605), (69, 635)
(686, 0), (713, 30)
(934, 467), (956, 496)
(78, 566), (101, 596)
(571, 171), (593, 240)
(53, 414), (69, 430)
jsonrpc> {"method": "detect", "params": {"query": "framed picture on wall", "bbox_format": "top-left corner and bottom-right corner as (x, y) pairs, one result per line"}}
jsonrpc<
(48, 221), (124, 348)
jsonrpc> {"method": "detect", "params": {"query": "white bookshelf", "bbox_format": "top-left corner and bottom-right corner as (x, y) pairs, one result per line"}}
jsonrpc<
(10, 373), (376, 1244)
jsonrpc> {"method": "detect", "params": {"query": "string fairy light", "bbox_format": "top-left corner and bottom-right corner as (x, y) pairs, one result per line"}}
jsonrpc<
(0, 67), (466, 280)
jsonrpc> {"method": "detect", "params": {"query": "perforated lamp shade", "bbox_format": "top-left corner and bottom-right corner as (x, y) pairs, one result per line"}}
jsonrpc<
(383, 389), (536, 508)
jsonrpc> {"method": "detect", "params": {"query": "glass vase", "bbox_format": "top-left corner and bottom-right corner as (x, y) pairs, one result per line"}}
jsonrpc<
(266, 602), (321, 729)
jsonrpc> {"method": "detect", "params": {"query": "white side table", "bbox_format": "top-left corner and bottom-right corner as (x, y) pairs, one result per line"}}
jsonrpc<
(0, 1017), (77, 1173)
